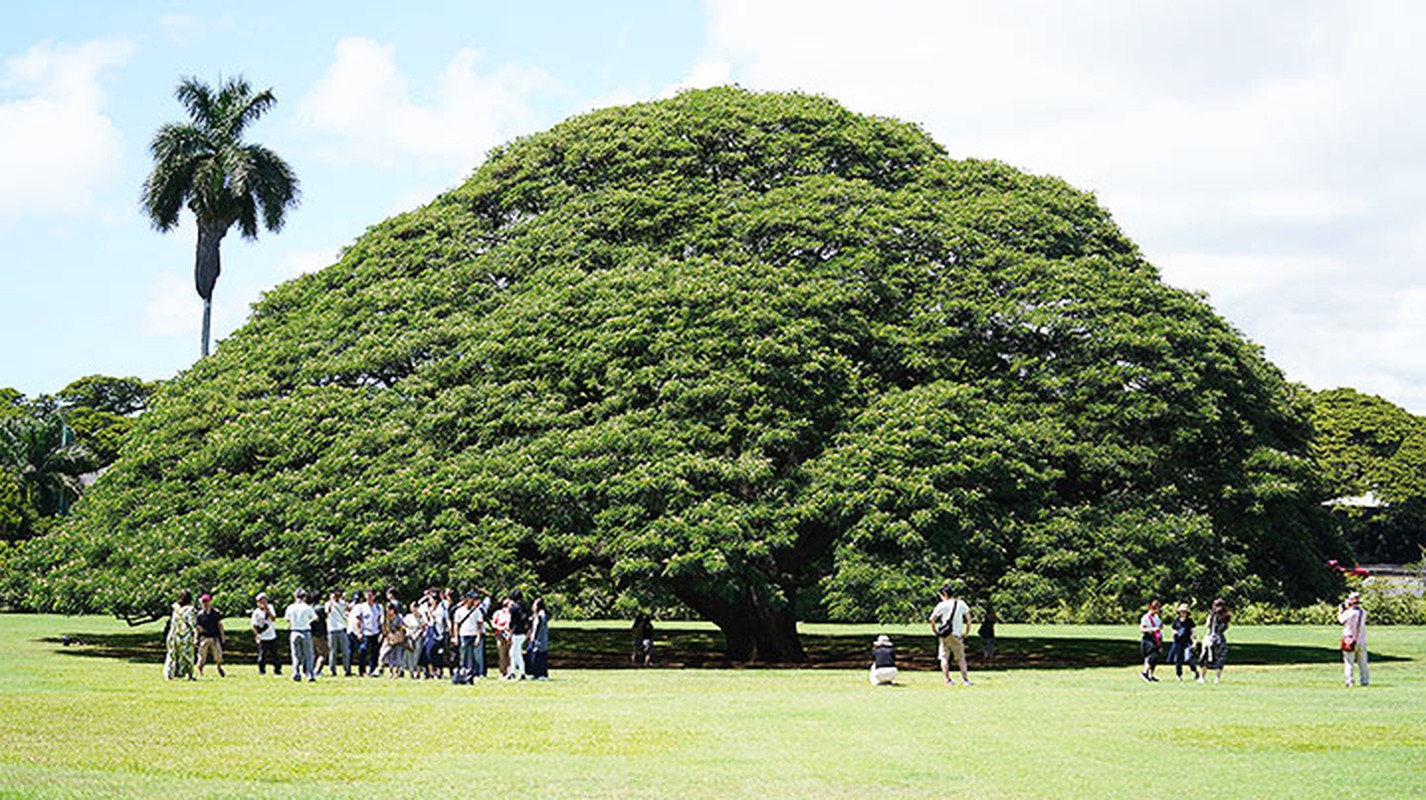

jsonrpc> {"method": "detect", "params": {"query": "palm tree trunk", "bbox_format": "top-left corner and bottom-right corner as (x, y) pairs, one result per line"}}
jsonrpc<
(201, 298), (212, 358)
(194, 220), (227, 358)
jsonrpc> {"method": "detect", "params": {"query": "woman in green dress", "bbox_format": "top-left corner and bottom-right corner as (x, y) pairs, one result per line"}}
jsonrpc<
(164, 589), (198, 681)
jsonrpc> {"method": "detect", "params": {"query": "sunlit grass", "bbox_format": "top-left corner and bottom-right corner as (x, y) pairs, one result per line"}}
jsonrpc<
(0, 615), (1420, 798)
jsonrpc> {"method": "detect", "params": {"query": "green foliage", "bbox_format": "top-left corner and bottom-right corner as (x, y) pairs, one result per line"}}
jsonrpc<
(56, 375), (158, 466)
(0, 413), (95, 520)
(1312, 387), (1426, 562)
(23, 89), (1346, 654)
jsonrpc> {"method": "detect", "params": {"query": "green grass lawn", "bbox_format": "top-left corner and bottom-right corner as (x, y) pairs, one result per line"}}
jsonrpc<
(0, 615), (1420, 799)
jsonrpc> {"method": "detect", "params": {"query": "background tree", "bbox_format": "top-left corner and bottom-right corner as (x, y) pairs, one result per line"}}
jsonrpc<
(22, 89), (1346, 656)
(0, 414), (94, 522)
(56, 375), (160, 466)
(140, 76), (299, 357)
(1312, 387), (1426, 562)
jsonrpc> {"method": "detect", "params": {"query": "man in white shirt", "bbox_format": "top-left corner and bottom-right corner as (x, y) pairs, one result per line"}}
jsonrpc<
(454, 591), (485, 678)
(929, 584), (972, 686)
(251, 592), (281, 676)
(284, 588), (318, 682)
(325, 590), (351, 677)
(354, 589), (382, 677)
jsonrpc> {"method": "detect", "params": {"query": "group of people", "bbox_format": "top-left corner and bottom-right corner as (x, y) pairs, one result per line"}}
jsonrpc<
(1138, 598), (1232, 684)
(864, 586), (1373, 689)
(165, 582), (1375, 689)
(866, 584), (979, 687)
(163, 585), (551, 683)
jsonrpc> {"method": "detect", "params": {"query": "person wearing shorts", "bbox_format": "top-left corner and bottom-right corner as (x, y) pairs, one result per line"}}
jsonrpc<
(929, 584), (972, 686)
(195, 593), (226, 678)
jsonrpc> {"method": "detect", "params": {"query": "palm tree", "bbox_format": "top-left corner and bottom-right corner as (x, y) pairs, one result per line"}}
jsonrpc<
(0, 414), (95, 518)
(141, 76), (299, 357)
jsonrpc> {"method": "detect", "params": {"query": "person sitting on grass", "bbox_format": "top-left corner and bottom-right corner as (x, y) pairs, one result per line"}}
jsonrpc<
(869, 634), (898, 686)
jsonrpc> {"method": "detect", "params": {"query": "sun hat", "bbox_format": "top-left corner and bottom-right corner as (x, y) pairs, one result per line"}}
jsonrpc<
(255, 592), (268, 602)
(873, 634), (893, 647)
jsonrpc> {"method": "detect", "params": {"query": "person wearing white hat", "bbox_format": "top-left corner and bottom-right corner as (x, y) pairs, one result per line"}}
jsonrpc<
(869, 634), (898, 686)
(1338, 591), (1369, 687)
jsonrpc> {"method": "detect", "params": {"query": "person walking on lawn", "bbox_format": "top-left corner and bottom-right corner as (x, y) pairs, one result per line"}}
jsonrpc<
(929, 584), (972, 686)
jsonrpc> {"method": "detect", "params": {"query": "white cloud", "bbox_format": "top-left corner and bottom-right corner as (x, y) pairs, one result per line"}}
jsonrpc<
(143, 272), (201, 337)
(657, 61), (733, 99)
(0, 38), (133, 226)
(297, 37), (559, 169)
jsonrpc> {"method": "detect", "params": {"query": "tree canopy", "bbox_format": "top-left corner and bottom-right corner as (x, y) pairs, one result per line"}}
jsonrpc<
(19, 88), (1346, 657)
(1312, 387), (1426, 563)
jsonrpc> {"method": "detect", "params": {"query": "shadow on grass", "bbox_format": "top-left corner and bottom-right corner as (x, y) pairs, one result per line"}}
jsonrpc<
(40, 625), (1405, 670)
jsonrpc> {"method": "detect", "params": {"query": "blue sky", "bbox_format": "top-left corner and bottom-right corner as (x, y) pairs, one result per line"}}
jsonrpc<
(5, 1), (1426, 412)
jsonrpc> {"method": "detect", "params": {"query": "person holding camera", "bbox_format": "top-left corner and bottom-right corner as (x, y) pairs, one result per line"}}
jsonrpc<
(1338, 591), (1369, 687)
(251, 592), (281, 676)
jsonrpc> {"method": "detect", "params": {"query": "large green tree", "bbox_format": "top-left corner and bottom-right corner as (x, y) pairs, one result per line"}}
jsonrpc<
(24, 89), (1345, 657)
(141, 76), (299, 357)
(1312, 387), (1426, 562)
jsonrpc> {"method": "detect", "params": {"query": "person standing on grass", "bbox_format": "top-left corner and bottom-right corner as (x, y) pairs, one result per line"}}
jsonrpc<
(1139, 600), (1164, 682)
(527, 597), (550, 680)
(252, 592), (281, 675)
(929, 584), (972, 686)
(356, 589), (383, 677)
(430, 588), (453, 679)
(507, 589), (529, 680)
(632, 613), (655, 667)
(1200, 598), (1230, 684)
(402, 600), (424, 679)
(311, 600), (329, 677)
(345, 589), (363, 674)
(326, 590), (351, 677)
(978, 606), (997, 662)
(869, 634), (898, 686)
(379, 601), (406, 678)
(164, 589), (198, 681)
(492, 599), (512, 678)
(195, 593), (227, 678)
(1338, 591), (1369, 688)
(454, 591), (485, 679)
(1166, 603), (1202, 682)
(285, 588), (318, 682)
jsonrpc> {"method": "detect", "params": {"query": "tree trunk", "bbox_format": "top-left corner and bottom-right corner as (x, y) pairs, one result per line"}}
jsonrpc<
(670, 576), (807, 663)
(201, 298), (212, 358)
(194, 220), (227, 358)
